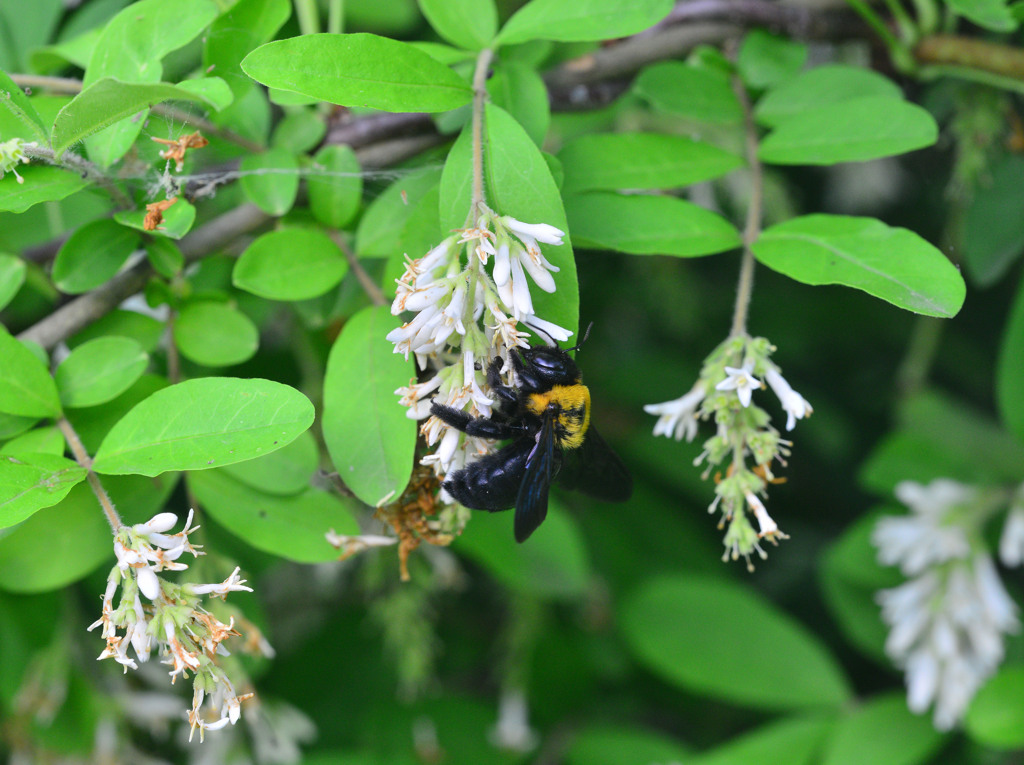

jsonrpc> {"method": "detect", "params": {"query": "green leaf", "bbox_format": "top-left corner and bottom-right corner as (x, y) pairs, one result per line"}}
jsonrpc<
(203, 0), (292, 98)
(145, 237), (184, 279)
(0, 453), (86, 528)
(69, 310), (165, 354)
(0, 481), (111, 593)
(634, 61), (742, 123)
(219, 429), (317, 495)
(965, 664), (1024, 748)
(51, 219), (140, 294)
(233, 228), (348, 300)
(307, 145), (363, 229)
(821, 693), (944, 765)
(172, 301), (259, 368)
(114, 197), (196, 240)
(689, 716), (834, 765)
(566, 191), (741, 257)
(272, 109), (326, 153)
(2, 426), (64, 456)
(91, 377), (313, 477)
(997, 277), (1024, 442)
(189, 469), (359, 563)
(754, 65), (903, 128)
(0, 164), (89, 214)
(239, 148), (299, 216)
(947, 0), (1017, 30)
(487, 61), (550, 148)
(621, 575), (852, 710)
(752, 215), (965, 317)
(483, 104), (578, 334)
(0, 413), (40, 441)
(964, 155), (1024, 286)
(566, 724), (691, 765)
(759, 98), (938, 165)
(559, 132), (742, 193)
(0, 326), (60, 418)
(0, 69), (49, 143)
(51, 78), (232, 157)
(0, 253), (25, 311)
(241, 33), (473, 112)
(454, 502), (590, 598)
(55, 337), (148, 408)
(737, 29), (807, 89)
(418, 0), (497, 49)
(356, 167), (441, 257)
(497, 0), (672, 45)
(322, 306), (416, 507)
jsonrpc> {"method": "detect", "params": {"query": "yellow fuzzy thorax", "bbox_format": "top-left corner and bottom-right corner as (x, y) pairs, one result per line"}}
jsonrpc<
(527, 384), (591, 449)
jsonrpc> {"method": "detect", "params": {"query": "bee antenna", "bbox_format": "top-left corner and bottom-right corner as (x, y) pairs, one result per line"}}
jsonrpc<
(566, 321), (593, 353)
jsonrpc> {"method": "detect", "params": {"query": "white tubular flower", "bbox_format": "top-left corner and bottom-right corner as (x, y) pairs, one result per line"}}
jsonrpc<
(745, 491), (783, 539)
(0, 138), (32, 184)
(488, 688), (538, 753)
(999, 503), (1024, 567)
(764, 368), (812, 430)
(396, 374), (444, 420)
(715, 362), (761, 407)
(874, 480), (976, 576)
(325, 531), (397, 557)
(878, 554), (1019, 730)
(645, 384), (706, 442)
(499, 216), (565, 245)
(188, 567), (253, 598)
(522, 314), (572, 343)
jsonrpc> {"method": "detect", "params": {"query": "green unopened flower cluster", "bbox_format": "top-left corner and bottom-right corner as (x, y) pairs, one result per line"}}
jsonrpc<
(645, 335), (812, 569)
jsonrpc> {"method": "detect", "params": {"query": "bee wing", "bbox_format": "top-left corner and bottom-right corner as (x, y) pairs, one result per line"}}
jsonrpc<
(557, 425), (632, 502)
(514, 414), (558, 543)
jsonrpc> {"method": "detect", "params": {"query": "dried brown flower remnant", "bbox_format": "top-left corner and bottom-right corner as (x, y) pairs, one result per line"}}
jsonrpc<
(144, 197), (177, 231)
(376, 465), (451, 581)
(153, 131), (209, 171)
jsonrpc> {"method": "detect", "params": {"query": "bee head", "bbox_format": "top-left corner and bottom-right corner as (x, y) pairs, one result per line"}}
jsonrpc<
(515, 345), (581, 391)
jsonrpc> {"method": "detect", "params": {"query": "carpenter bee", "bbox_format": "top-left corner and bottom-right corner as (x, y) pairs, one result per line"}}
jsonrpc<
(430, 335), (632, 542)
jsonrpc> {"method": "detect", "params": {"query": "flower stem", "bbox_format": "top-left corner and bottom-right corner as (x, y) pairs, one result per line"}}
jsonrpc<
(469, 48), (495, 224)
(57, 417), (122, 531)
(293, 0), (320, 34)
(728, 73), (763, 339)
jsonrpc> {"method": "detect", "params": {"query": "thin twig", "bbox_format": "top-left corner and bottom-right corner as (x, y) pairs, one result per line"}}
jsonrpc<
(57, 417), (122, 531)
(24, 144), (133, 209)
(728, 68), (764, 339)
(330, 231), (387, 307)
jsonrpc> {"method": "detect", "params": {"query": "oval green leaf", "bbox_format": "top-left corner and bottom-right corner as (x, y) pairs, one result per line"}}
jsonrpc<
(820, 693), (944, 765)
(997, 277), (1024, 442)
(51, 219), (140, 294)
(498, 0), (672, 44)
(189, 468), (358, 563)
(307, 145), (363, 229)
(114, 197), (196, 240)
(620, 575), (852, 710)
(241, 33), (472, 113)
(419, 0), (498, 49)
(752, 214), (965, 317)
(567, 724), (691, 765)
(55, 336), (148, 408)
(91, 377), (314, 477)
(233, 228), (348, 301)
(566, 191), (741, 257)
(759, 97), (938, 165)
(219, 429), (318, 495)
(487, 60), (550, 148)
(688, 716), (834, 765)
(946, 0), (1017, 31)
(0, 326), (60, 418)
(173, 301), (260, 368)
(322, 305), (416, 506)
(0, 253), (26, 311)
(2, 426), (65, 456)
(51, 77), (232, 157)
(0, 480), (111, 593)
(737, 29), (807, 89)
(0, 453), (87, 528)
(239, 148), (299, 216)
(964, 664), (1024, 748)
(964, 155), (1024, 287)
(755, 65), (903, 128)
(203, 0), (292, 98)
(356, 167), (441, 257)
(0, 69), (48, 143)
(0, 165), (89, 214)
(559, 132), (742, 193)
(634, 61), (743, 124)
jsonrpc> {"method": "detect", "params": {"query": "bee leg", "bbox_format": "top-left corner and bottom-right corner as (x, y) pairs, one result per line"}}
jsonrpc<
(486, 356), (519, 411)
(431, 402), (524, 440)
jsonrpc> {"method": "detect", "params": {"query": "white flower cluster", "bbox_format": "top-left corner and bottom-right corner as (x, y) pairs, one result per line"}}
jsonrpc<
(387, 208), (570, 491)
(874, 479), (1022, 729)
(643, 336), (811, 567)
(89, 511), (259, 741)
(0, 137), (33, 184)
